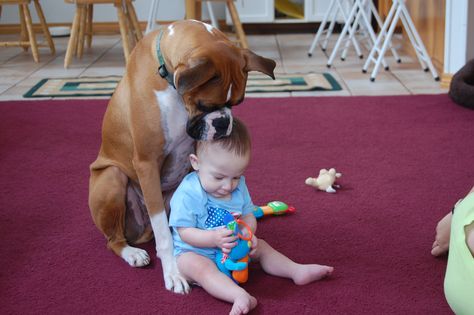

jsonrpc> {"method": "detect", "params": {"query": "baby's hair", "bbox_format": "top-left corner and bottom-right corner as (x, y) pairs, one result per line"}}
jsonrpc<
(196, 118), (251, 156)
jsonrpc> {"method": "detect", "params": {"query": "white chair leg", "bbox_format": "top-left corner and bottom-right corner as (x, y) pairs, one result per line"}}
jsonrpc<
(399, 11), (427, 70)
(308, 0), (336, 56)
(327, 0), (364, 67)
(338, 0), (363, 59)
(364, 0), (439, 81)
(398, 1), (439, 80)
(206, 2), (219, 29)
(341, 3), (364, 61)
(321, 10), (338, 51)
(146, 0), (160, 34)
(369, 4), (402, 80)
(368, 0), (401, 63)
(354, 0), (390, 69)
(362, 0), (397, 74)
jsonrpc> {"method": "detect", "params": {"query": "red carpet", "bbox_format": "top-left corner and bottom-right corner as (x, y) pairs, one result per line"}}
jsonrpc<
(1, 95), (473, 314)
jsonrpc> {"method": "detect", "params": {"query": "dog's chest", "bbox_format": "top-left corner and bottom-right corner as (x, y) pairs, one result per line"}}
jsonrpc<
(155, 86), (194, 191)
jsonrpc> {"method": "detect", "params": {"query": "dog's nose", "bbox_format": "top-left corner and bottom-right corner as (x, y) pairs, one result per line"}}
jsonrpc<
(211, 116), (231, 140)
(186, 107), (233, 141)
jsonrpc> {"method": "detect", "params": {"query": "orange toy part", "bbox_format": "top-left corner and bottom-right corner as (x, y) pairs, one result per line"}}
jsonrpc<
(232, 256), (249, 283)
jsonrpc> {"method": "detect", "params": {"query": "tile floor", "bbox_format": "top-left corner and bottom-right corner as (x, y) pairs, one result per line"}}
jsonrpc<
(0, 31), (447, 101)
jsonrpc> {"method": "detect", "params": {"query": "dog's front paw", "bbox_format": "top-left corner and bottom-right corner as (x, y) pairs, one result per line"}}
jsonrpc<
(161, 255), (191, 294)
(121, 246), (150, 267)
(164, 270), (191, 295)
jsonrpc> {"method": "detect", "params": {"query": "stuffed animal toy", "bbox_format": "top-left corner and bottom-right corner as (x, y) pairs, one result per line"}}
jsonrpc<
(215, 213), (252, 284)
(305, 168), (342, 193)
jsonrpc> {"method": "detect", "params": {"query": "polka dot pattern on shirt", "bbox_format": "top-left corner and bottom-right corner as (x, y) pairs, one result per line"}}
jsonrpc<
(205, 206), (230, 229)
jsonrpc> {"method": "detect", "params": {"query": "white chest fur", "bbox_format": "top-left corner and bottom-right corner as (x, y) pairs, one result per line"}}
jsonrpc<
(154, 86), (194, 191)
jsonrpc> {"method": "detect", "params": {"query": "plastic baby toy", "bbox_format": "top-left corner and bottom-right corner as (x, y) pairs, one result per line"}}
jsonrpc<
(305, 168), (342, 193)
(215, 213), (252, 284)
(253, 201), (296, 219)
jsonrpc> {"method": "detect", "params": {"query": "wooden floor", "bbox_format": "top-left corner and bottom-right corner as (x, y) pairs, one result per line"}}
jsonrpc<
(0, 32), (447, 100)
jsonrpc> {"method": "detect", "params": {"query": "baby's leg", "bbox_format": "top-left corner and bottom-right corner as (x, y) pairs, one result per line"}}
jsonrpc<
(251, 239), (333, 285)
(177, 252), (257, 314)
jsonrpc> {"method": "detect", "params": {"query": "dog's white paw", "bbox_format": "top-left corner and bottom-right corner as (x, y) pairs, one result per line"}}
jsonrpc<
(164, 270), (191, 294)
(161, 255), (191, 294)
(121, 246), (150, 267)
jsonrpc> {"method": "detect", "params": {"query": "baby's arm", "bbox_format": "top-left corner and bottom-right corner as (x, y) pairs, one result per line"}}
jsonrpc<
(431, 212), (452, 256)
(240, 213), (258, 255)
(432, 186), (474, 257)
(178, 227), (237, 253)
(240, 213), (257, 234)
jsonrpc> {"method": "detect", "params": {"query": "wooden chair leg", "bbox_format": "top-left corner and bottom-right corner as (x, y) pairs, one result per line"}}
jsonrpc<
(86, 4), (93, 48)
(22, 2), (40, 62)
(77, 5), (87, 58)
(33, 0), (55, 55)
(18, 4), (29, 52)
(72, 6), (82, 57)
(126, 0), (142, 42)
(116, 3), (131, 64)
(226, 0), (248, 49)
(185, 0), (201, 20)
(64, 4), (82, 68)
(123, 4), (135, 46)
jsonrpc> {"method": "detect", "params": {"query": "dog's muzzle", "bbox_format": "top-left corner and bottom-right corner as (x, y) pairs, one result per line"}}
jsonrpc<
(186, 107), (233, 141)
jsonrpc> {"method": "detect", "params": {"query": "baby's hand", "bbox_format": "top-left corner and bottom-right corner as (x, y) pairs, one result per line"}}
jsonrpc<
(213, 227), (237, 253)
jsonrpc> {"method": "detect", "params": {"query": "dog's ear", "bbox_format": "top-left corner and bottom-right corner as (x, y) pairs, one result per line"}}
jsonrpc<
(175, 58), (215, 95)
(242, 49), (276, 79)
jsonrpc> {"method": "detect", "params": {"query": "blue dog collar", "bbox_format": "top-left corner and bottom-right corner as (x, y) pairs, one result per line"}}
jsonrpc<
(156, 30), (176, 89)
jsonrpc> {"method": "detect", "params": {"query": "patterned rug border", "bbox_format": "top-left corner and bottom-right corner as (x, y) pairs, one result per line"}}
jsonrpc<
(23, 73), (342, 98)
(23, 76), (123, 98)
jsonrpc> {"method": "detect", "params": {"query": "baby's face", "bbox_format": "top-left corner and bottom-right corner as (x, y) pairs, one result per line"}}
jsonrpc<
(192, 143), (250, 199)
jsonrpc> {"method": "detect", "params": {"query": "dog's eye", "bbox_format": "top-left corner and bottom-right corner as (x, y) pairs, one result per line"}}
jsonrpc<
(209, 75), (220, 83)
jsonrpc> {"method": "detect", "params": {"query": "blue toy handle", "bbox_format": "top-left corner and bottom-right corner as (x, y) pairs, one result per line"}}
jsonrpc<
(224, 259), (247, 271)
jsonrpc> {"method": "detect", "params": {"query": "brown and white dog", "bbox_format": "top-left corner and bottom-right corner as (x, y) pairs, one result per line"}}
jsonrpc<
(88, 20), (276, 294)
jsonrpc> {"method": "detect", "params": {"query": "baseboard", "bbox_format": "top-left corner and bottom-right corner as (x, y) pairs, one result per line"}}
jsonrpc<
(441, 73), (453, 89)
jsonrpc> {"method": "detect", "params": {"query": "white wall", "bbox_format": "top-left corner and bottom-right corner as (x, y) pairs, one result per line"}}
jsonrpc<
(468, 1), (474, 61)
(0, 0), (225, 24)
(444, 0), (469, 74)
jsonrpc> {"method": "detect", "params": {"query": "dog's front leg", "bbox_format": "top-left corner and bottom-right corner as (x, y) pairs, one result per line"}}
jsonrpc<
(134, 159), (190, 294)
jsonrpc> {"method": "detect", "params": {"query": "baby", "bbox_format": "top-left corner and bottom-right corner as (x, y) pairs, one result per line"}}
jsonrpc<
(169, 118), (333, 315)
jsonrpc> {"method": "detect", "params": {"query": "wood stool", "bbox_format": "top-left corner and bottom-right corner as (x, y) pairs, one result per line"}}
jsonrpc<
(0, 0), (55, 62)
(64, 0), (142, 68)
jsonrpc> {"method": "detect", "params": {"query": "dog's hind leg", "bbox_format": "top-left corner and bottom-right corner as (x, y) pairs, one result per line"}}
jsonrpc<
(89, 165), (150, 267)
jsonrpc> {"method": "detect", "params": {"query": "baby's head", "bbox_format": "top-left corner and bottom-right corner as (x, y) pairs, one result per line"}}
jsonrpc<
(190, 118), (251, 199)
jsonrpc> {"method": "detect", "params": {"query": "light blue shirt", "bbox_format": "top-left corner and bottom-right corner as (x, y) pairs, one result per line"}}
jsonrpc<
(169, 171), (255, 259)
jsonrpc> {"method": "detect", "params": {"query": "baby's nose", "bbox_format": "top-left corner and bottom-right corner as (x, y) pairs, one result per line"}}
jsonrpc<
(222, 179), (232, 191)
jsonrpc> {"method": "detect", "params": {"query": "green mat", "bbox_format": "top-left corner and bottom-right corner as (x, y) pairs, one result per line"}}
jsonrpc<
(23, 73), (341, 98)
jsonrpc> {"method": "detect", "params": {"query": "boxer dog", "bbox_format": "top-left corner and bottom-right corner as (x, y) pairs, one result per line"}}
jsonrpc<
(88, 20), (276, 294)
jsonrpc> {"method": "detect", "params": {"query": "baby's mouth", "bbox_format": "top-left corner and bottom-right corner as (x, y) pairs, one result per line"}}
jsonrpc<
(213, 191), (230, 199)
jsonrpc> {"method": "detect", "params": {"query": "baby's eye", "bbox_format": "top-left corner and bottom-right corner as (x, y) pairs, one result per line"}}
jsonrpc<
(214, 176), (224, 180)
(233, 176), (241, 180)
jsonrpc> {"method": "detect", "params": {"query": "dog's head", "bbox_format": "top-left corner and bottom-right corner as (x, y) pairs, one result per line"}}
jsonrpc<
(162, 20), (276, 141)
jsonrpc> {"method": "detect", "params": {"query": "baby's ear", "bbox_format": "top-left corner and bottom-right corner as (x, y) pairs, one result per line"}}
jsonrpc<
(189, 154), (199, 171)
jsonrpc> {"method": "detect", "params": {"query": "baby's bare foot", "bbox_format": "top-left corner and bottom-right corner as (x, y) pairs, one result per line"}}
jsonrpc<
(293, 264), (334, 285)
(229, 294), (257, 315)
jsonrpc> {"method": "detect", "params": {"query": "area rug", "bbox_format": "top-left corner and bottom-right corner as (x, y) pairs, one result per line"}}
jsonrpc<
(1, 94), (472, 314)
(22, 73), (342, 98)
